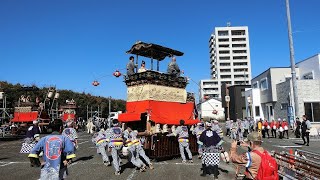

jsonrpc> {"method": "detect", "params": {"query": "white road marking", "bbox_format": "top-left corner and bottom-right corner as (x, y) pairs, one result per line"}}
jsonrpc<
(126, 169), (137, 180)
(78, 141), (89, 145)
(0, 161), (29, 167)
(0, 162), (13, 167)
(274, 145), (302, 148)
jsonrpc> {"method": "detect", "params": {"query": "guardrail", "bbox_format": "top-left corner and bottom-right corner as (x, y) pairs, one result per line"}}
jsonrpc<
(272, 150), (320, 180)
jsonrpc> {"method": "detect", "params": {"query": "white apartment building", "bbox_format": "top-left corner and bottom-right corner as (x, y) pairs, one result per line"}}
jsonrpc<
(245, 53), (320, 127)
(200, 25), (252, 101)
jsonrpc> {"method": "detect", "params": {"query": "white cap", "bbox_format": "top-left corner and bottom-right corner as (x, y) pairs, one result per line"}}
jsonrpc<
(206, 122), (212, 127)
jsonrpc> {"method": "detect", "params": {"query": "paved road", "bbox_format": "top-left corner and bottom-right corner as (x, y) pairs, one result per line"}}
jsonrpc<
(0, 130), (319, 180)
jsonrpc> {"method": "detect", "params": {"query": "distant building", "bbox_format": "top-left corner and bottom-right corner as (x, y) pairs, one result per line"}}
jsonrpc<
(203, 25), (252, 100)
(199, 80), (219, 101)
(197, 98), (224, 120)
(221, 84), (251, 120)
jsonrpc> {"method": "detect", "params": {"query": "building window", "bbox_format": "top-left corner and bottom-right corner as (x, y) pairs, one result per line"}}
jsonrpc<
(221, 81), (231, 85)
(304, 102), (320, 122)
(220, 69), (231, 72)
(232, 38), (246, 42)
(233, 56), (247, 60)
(281, 103), (288, 110)
(233, 62), (248, 66)
(260, 78), (268, 90)
(231, 30), (246, 36)
(252, 82), (259, 89)
(219, 50), (230, 54)
(232, 44), (246, 48)
(218, 30), (229, 36)
(220, 56), (230, 60)
(221, 75), (231, 79)
(234, 75), (248, 78)
(269, 106), (273, 116)
(219, 44), (229, 48)
(234, 68), (247, 72)
(303, 72), (314, 80)
(220, 63), (230, 66)
(218, 38), (229, 42)
(233, 50), (247, 54)
(255, 106), (260, 116)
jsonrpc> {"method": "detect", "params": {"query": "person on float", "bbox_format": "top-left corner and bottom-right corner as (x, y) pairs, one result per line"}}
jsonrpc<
(138, 60), (147, 73)
(127, 56), (137, 75)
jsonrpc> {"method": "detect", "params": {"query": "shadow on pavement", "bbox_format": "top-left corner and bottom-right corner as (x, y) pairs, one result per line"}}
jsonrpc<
(219, 167), (229, 173)
(120, 162), (136, 173)
(294, 142), (305, 145)
(73, 155), (94, 162)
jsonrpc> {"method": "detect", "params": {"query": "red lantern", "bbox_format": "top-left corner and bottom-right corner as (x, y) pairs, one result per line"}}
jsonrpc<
(113, 70), (121, 77)
(212, 110), (218, 115)
(92, 80), (100, 86)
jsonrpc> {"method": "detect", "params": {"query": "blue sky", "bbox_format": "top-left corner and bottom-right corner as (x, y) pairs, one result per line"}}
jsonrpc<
(1, 0), (320, 100)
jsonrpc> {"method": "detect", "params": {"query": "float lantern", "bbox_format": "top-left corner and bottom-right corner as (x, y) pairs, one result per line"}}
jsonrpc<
(113, 70), (121, 77)
(212, 110), (218, 115)
(92, 80), (100, 86)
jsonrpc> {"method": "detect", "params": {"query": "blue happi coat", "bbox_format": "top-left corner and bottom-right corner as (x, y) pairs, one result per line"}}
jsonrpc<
(28, 135), (76, 180)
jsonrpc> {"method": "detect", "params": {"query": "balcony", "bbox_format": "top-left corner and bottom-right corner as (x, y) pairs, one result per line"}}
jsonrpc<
(210, 58), (216, 64)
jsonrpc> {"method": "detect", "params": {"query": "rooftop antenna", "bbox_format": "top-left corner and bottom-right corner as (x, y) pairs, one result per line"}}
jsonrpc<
(227, 22), (231, 27)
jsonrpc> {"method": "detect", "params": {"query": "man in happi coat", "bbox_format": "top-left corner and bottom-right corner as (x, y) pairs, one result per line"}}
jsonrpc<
(92, 129), (111, 166)
(28, 133), (76, 180)
(230, 119), (238, 140)
(62, 120), (78, 150)
(167, 119), (193, 163)
(105, 119), (124, 175)
(199, 122), (223, 179)
(192, 122), (205, 159)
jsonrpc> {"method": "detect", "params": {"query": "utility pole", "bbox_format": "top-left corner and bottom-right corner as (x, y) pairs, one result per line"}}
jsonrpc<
(108, 96), (111, 115)
(86, 105), (88, 120)
(285, 0), (299, 121)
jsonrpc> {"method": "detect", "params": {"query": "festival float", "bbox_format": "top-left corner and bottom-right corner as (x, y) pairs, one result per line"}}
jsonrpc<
(118, 41), (200, 160)
(59, 99), (77, 122)
(9, 87), (77, 134)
